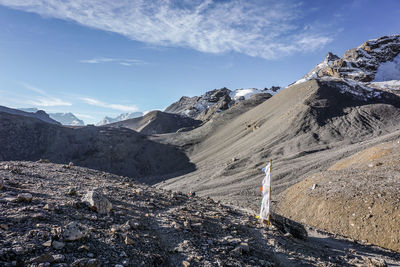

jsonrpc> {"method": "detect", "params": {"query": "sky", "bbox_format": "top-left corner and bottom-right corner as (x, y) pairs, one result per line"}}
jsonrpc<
(0, 0), (399, 124)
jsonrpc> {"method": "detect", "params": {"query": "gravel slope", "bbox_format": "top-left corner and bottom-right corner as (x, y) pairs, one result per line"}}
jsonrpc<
(1, 161), (400, 266)
(157, 80), (400, 211)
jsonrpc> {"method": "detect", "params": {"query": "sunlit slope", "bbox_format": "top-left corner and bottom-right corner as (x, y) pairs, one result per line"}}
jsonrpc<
(159, 79), (400, 210)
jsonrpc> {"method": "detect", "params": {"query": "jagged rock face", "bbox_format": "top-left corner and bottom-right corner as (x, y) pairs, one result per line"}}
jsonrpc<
(165, 88), (232, 120)
(299, 35), (400, 82)
(165, 88), (273, 121)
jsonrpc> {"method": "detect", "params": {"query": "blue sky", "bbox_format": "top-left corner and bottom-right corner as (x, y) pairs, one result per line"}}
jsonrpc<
(0, 0), (399, 124)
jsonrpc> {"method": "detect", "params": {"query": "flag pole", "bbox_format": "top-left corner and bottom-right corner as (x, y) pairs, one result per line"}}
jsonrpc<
(267, 159), (272, 227)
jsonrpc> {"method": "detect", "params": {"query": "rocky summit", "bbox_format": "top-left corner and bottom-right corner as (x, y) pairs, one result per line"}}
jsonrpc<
(1, 161), (400, 266)
(297, 35), (400, 83)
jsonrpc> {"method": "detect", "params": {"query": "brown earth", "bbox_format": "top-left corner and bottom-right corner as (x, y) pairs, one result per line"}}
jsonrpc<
(277, 139), (400, 252)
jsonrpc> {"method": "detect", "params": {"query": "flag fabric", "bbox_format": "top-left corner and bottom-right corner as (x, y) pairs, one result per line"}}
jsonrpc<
(259, 162), (271, 221)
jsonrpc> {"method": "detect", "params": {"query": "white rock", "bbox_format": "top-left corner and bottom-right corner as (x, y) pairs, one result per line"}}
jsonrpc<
(82, 188), (112, 214)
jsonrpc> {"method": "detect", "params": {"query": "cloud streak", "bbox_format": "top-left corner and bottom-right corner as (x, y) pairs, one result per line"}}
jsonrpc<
(21, 82), (72, 107)
(81, 97), (138, 112)
(0, 0), (333, 59)
(79, 57), (145, 66)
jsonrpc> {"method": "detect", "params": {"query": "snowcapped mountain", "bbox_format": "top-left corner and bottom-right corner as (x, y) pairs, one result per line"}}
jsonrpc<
(165, 86), (280, 121)
(96, 112), (143, 126)
(295, 35), (400, 97)
(49, 113), (84, 126)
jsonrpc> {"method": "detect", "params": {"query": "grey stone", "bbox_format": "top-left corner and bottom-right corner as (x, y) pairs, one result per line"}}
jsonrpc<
(82, 189), (112, 214)
(63, 222), (86, 241)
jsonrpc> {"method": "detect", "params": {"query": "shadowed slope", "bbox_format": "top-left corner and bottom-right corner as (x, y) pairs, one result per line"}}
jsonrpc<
(0, 112), (194, 180)
(107, 110), (202, 135)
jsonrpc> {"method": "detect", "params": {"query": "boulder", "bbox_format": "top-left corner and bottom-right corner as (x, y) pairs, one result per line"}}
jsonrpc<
(82, 188), (112, 214)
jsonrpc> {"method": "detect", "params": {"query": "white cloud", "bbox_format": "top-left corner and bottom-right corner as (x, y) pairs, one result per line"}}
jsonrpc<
(79, 57), (145, 66)
(81, 97), (138, 112)
(21, 82), (72, 107)
(0, 0), (333, 59)
(28, 97), (72, 107)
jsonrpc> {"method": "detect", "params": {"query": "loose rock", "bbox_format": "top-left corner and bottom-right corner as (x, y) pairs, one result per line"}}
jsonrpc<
(17, 193), (33, 203)
(82, 188), (112, 214)
(63, 222), (86, 241)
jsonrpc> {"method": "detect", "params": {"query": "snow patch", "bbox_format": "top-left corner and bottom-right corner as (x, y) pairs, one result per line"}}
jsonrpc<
(369, 80), (400, 91)
(229, 88), (271, 101)
(373, 54), (400, 82)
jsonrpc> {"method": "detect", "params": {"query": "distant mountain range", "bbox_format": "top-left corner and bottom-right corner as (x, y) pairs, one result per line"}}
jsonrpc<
(96, 112), (143, 126)
(19, 108), (84, 126)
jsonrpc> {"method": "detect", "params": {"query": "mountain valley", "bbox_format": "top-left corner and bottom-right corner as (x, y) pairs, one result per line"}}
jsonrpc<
(1, 35), (400, 265)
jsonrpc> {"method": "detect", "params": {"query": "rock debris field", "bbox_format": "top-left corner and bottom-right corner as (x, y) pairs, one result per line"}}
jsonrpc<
(1, 161), (400, 266)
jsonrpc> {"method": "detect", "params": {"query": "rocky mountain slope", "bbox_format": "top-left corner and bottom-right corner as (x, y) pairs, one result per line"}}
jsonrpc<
(106, 110), (201, 135)
(96, 112), (143, 126)
(165, 87), (277, 121)
(1, 161), (399, 266)
(277, 138), (400, 252)
(1, 106), (60, 125)
(158, 78), (400, 208)
(0, 112), (193, 179)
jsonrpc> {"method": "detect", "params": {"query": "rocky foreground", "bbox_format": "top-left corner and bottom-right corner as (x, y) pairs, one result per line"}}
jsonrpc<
(1, 161), (400, 266)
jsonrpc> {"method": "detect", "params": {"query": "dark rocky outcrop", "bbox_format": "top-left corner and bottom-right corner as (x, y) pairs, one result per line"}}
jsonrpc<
(0, 106), (60, 125)
(165, 87), (273, 122)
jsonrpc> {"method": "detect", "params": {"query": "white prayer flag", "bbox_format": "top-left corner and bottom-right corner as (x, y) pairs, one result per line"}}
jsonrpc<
(259, 162), (271, 221)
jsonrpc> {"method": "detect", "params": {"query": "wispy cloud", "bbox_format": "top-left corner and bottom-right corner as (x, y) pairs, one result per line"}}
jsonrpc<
(21, 82), (72, 107)
(79, 57), (145, 66)
(81, 97), (138, 112)
(0, 0), (333, 59)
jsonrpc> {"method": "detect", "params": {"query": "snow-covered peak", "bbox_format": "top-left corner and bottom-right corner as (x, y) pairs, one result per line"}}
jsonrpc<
(96, 112), (143, 126)
(49, 112), (85, 126)
(295, 35), (400, 85)
(293, 35), (400, 98)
